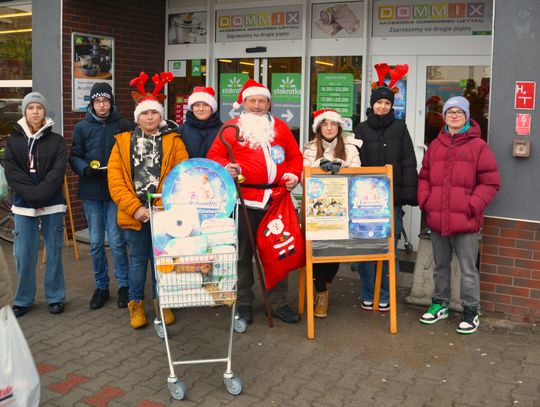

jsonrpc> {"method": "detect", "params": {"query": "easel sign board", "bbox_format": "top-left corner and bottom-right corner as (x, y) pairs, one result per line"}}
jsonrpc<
(301, 165), (397, 338)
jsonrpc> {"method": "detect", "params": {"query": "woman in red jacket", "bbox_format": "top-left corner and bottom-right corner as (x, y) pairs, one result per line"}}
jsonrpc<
(417, 96), (500, 334)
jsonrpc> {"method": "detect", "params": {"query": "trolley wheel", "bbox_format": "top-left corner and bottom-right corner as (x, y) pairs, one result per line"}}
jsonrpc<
(404, 242), (414, 254)
(233, 317), (247, 333)
(154, 321), (165, 339)
(168, 380), (187, 400)
(224, 376), (243, 395)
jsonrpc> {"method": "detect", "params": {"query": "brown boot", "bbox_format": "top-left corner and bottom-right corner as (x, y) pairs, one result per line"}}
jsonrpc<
(128, 300), (147, 329)
(314, 291), (329, 318)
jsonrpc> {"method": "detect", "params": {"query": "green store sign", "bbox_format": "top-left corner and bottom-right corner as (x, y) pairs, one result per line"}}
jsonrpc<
(316, 73), (354, 117)
(271, 73), (302, 104)
(220, 73), (249, 102)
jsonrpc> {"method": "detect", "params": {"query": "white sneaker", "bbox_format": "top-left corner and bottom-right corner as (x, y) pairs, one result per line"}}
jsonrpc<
(456, 313), (479, 334)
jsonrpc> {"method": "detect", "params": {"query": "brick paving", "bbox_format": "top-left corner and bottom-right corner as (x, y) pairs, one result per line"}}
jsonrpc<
(3, 239), (540, 406)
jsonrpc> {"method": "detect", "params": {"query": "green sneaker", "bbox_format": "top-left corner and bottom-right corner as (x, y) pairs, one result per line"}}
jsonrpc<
(419, 303), (449, 325)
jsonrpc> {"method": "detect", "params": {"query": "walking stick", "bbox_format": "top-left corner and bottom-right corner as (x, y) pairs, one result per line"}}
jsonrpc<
(218, 123), (273, 327)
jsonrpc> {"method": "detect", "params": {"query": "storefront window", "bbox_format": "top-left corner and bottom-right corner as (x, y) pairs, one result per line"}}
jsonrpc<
(0, 3), (32, 135)
(166, 59), (207, 124)
(310, 56), (362, 137)
(424, 65), (490, 144)
(0, 4), (32, 81)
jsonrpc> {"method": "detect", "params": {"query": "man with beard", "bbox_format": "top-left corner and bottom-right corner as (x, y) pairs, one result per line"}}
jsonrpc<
(207, 79), (303, 324)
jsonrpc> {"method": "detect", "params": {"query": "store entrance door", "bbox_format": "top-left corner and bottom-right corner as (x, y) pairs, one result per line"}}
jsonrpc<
(217, 57), (303, 143)
(371, 56), (491, 252)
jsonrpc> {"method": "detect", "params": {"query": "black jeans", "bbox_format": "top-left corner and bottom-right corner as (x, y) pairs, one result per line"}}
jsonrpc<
(313, 262), (340, 292)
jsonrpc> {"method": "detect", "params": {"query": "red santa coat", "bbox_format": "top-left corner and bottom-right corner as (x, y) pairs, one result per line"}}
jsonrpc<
(207, 114), (303, 208)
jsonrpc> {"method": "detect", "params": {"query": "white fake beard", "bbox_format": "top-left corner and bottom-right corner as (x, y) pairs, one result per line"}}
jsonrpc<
(238, 113), (275, 149)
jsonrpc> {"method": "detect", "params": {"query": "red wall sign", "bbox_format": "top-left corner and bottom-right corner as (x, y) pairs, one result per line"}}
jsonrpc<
(515, 113), (531, 136)
(515, 81), (536, 110)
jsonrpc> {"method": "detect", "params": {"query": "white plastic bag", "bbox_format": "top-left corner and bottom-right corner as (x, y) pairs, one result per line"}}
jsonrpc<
(0, 306), (40, 407)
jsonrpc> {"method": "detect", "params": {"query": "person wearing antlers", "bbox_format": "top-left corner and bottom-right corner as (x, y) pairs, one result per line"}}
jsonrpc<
(108, 72), (189, 329)
(353, 63), (418, 312)
(207, 79), (303, 325)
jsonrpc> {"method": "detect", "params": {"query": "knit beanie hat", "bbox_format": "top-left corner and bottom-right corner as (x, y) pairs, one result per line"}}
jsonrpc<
(187, 86), (217, 112)
(22, 92), (47, 114)
(312, 108), (343, 133)
(130, 71), (173, 123)
(232, 79), (271, 110)
(90, 82), (114, 106)
(443, 96), (470, 121)
(370, 86), (395, 107)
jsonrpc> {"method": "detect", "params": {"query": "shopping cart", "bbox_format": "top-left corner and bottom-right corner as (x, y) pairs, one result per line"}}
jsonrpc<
(148, 195), (245, 400)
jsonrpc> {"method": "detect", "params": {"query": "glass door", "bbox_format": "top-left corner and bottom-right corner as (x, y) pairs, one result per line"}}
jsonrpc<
(166, 59), (207, 124)
(217, 57), (302, 143)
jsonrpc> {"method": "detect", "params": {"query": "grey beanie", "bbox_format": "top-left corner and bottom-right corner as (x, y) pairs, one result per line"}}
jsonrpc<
(443, 96), (470, 122)
(22, 92), (47, 114)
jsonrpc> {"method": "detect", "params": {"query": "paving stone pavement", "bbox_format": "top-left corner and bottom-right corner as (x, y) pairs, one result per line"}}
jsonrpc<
(3, 239), (540, 407)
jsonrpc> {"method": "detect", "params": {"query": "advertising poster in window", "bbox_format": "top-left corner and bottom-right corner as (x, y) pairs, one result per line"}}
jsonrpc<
(216, 6), (302, 42)
(372, 0), (493, 37)
(72, 33), (114, 112)
(311, 1), (363, 39)
(316, 73), (354, 118)
(305, 177), (349, 240)
(168, 12), (208, 45)
(349, 176), (391, 239)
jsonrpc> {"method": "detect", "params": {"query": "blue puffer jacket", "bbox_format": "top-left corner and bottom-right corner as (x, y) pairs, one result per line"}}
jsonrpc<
(69, 106), (133, 201)
(178, 110), (222, 158)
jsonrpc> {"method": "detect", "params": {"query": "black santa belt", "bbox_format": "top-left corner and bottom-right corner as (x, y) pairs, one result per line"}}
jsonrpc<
(241, 183), (279, 189)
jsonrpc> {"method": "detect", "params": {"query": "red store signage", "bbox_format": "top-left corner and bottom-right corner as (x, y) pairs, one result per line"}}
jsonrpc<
(514, 81), (536, 110)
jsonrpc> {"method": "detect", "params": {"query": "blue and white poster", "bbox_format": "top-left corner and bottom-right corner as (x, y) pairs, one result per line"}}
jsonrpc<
(349, 176), (391, 239)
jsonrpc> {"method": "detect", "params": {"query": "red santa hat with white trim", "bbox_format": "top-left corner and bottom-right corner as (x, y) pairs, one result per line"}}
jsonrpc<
(312, 108), (344, 133)
(187, 86), (217, 113)
(130, 71), (174, 123)
(233, 79), (271, 110)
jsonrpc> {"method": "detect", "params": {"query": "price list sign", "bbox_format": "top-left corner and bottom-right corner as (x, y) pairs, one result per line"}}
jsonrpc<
(316, 73), (354, 118)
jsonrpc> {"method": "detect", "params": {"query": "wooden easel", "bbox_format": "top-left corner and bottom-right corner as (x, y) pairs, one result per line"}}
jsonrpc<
(299, 165), (397, 339)
(42, 175), (79, 262)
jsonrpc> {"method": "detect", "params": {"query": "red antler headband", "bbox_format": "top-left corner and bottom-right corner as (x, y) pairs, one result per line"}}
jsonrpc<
(130, 71), (174, 122)
(371, 63), (409, 94)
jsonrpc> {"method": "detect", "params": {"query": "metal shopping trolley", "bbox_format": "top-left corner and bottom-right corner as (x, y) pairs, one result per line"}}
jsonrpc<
(148, 194), (245, 400)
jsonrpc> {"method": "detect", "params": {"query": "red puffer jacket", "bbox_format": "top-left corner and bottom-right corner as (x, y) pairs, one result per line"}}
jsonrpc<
(417, 120), (500, 236)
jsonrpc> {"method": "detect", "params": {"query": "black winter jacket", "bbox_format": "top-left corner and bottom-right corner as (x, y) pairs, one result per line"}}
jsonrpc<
(178, 110), (222, 158)
(354, 109), (418, 206)
(69, 106), (132, 200)
(4, 121), (66, 209)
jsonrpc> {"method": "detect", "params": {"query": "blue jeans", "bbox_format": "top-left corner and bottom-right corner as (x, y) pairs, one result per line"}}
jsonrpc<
(13, 212), (65, 307)
(124, 222), (155, 301)
(83, 200), (128, 290)
(358, 206), (404, 303)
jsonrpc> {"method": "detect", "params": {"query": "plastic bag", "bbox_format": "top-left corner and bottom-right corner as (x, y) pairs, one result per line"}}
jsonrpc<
(0, 306), (40, 407)
(256, 186), (305, 289)
(0, 166), (7, 200)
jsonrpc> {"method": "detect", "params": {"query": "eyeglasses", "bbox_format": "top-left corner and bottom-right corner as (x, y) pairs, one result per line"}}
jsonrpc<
(93, 99), (111, 106)
(445, 109), (465, 117)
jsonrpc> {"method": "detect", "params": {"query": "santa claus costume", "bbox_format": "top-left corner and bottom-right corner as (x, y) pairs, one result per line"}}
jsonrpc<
(207, 79), (303, 324)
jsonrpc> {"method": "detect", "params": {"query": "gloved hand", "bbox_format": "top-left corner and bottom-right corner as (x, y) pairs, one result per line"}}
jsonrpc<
(319, 158), (333, 172)
(83, 166), (101, 177)
(330, 160), (342, 174)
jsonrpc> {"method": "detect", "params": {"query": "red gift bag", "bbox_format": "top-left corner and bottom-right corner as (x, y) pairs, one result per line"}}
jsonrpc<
(256, 186), (305, 289)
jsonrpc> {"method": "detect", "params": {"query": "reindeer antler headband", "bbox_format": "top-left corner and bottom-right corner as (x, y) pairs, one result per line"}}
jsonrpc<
(130, 71), (174, 122)
(371, 63), (409, 94)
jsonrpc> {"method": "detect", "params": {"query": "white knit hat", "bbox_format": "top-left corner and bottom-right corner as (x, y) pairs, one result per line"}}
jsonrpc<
(133, 99), (164, 123)
(187, 86), (217, 113)
(232, 79), (271, 110)
(312, 108), (343, 133)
